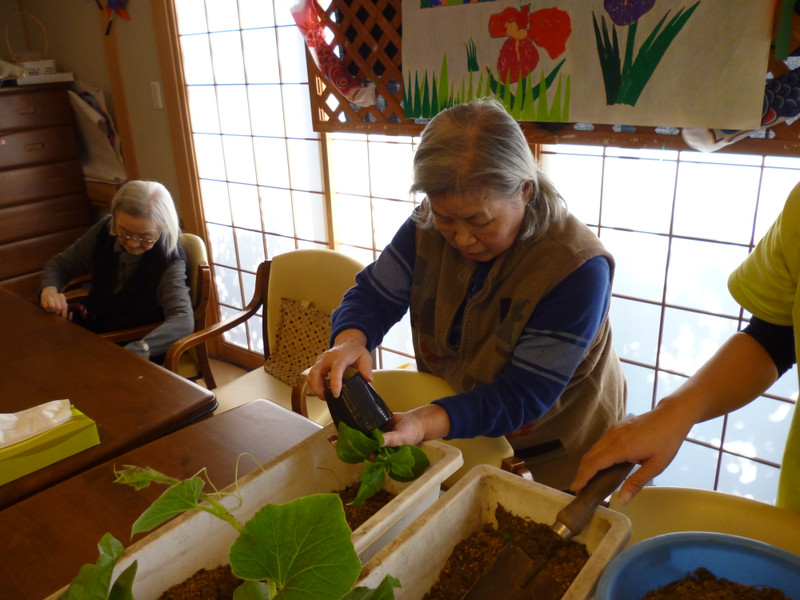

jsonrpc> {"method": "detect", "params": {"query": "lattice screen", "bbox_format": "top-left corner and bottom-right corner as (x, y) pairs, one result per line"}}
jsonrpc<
(306, 1), (800, 156)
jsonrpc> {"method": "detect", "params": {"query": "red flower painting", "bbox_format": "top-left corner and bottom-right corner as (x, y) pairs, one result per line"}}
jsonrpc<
(488, 5), (570, 85)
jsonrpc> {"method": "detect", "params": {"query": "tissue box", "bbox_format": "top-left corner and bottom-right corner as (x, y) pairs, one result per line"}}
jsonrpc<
(0, 407), (100, 486)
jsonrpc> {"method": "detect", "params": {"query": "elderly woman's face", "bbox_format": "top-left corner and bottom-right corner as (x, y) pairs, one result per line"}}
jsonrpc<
(429, 187), (527, 262)
(113, 210), (161, 256)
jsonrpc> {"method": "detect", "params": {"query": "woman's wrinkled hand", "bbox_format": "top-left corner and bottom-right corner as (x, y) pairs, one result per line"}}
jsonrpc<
(381, 404), (451, 447)
(307, 329), (373, 398)
(39, 286), (70, 319)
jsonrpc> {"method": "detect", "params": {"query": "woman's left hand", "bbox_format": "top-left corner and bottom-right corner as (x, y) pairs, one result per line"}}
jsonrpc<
(381, 404), (451, 447)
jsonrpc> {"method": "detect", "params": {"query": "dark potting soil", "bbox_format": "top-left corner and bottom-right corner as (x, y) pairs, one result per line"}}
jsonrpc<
(422, 505), (589, 600)
(156, 485), (393, 599)
(641, 567), (792, 600)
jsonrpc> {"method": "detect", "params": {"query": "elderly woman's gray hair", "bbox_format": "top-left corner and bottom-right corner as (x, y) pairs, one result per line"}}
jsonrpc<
(411, 97), (566, 242)
(109, 180), (181, 255)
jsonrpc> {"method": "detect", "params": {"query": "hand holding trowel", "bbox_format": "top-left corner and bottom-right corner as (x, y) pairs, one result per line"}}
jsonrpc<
(462, 461), (635, 600)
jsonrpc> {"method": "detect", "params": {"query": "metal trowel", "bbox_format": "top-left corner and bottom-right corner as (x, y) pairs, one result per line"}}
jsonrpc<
(462, 461), (635, 600)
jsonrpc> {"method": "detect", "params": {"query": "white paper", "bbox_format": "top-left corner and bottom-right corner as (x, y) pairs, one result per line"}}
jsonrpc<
(0, 400), (72, 449)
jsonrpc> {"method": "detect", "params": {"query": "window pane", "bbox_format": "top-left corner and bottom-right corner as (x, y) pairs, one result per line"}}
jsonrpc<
(374, 198), (414, 250)
(254, 138), (290, 187)
(222, 135), (257, 184)
(600, 228), (667, 302)
(193, 134), (226, 180)
(541, 152), (602, 225)
(214, 264), (243, 308)
(602, 155), (676, 233)
(723, 397), (794, 465)
(239, 0), (275, 28)
(653, 441), (719, 490)
(334, 194), (372, 247)
(276, 26), (308, 83)
(261, 187), (295, 236)
(673, 162), (760, 243)
(717, 453), (780, 504)
(181, 35), (214, 85)
(248, 86), (286, 136)
(665, 238), (749, 315)
(187, 85), (220, 134)
(282, 84), (315, 138)
(242, 29), (281, 84)
(330, 138), (371, 197)
(175, 0), (208, 34)
(209, 32), (246, 84)
(235, 227), (266, 273)
(287, 139), (323, 192)
(369, 141), (414, 200)
(229, 183), (260, 227)
(200, 179), (231, 225)
(621, 362), (656, 416)
(205, 0), (240, 32)
(217, 85), (251, 135)
(609, 298), (661, 365)
(292, 191), (327, 242)
(659, 308), (739, 375)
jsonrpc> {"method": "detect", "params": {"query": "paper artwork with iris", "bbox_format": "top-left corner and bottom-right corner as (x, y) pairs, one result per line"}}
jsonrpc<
(593, 0), (700, 106)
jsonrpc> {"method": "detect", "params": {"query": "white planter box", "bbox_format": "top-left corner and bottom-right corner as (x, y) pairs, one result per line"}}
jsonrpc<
(357, 465), (632, 600)
(48, 424), (462, 600)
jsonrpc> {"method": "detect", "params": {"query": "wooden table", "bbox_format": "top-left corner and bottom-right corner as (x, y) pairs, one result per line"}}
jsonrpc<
(0, 288), (217, 509)
(1, 399), (321, 600)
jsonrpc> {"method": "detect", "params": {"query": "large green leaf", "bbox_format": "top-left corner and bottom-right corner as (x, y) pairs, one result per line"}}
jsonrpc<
(230, 494), (361, 599)
(130, 476), (207, 535)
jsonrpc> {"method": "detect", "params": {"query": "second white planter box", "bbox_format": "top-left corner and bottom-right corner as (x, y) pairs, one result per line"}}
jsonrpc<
(357, 464), (632, 600)
(48, 423), (462, 600)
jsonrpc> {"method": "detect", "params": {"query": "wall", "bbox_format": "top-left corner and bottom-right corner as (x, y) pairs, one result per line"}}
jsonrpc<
(2, 1), (181, 208)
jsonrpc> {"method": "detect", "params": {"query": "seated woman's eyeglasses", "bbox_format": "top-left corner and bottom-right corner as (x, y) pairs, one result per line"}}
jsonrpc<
(115, 232), (160, 245)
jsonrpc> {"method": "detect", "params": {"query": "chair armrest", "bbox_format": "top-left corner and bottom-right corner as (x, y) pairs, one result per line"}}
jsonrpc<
(164, 301), (263, 374)
(291, 368), (313, 417)
(501, 456), (533, 481)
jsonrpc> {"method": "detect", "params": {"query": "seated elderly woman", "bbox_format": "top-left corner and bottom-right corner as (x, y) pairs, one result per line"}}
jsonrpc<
(38, 180), (193, 363)
(307, 98), (626, 490)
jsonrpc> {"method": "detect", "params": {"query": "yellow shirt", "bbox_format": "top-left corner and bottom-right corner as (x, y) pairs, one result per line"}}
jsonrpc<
(728, 181), (800, 513)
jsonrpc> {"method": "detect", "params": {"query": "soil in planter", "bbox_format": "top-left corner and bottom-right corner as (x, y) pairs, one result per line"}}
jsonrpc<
(338, 482), (396, 530)
(422, 505), (589, 600)
(641, 567), (792, 600)
(157, 486), (394, 599)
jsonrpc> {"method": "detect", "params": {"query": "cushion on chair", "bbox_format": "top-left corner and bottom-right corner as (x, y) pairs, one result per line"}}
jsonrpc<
(213, 367), (332, 424)
(264, 297), (331, 386)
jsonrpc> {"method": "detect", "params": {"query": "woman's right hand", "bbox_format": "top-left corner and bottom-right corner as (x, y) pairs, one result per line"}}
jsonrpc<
(39, 286), (69, 319)
(307, 329), (373, 398)
(570, 398), (698, 504)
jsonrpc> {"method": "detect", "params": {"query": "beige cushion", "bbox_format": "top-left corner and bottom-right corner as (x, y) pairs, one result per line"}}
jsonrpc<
(213, 367), (332, 425)
(264, 297), (330, 386)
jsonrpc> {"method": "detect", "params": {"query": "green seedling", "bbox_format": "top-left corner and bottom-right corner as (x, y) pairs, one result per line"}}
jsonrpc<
(335, 421), (431, 505)
(60, 465), (400, 600)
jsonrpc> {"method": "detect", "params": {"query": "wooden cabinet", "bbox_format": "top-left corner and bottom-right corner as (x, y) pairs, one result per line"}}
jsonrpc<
(0, 83), (92, 303)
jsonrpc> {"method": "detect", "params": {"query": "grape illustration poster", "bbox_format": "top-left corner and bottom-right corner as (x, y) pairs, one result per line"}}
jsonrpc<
(402, 0), (774, 129)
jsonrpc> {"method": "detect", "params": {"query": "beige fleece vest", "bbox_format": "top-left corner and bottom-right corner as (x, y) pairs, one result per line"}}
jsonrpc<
(410, 215), (626, 489)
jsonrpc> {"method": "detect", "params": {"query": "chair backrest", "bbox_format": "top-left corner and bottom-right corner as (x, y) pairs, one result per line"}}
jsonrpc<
(264, 249), (364, 353)
(608, 486), (800, 555)
(369, 369), (515, 488)
(179, 232), (210, 312)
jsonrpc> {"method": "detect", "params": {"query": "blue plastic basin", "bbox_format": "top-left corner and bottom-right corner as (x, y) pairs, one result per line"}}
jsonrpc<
(595, 531), (800, 600)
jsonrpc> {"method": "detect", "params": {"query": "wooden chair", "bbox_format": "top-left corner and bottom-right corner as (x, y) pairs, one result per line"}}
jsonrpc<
(62, 232), (215, 387)
(164, 249), (364, 420)
(293, 367), (530, 488)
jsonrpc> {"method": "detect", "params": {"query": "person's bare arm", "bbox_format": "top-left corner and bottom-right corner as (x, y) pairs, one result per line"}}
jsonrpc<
(571, 332), (779, 503)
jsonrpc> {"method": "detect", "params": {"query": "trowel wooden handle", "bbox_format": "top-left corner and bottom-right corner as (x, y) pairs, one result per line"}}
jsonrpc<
(555, 462), (635, 539)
